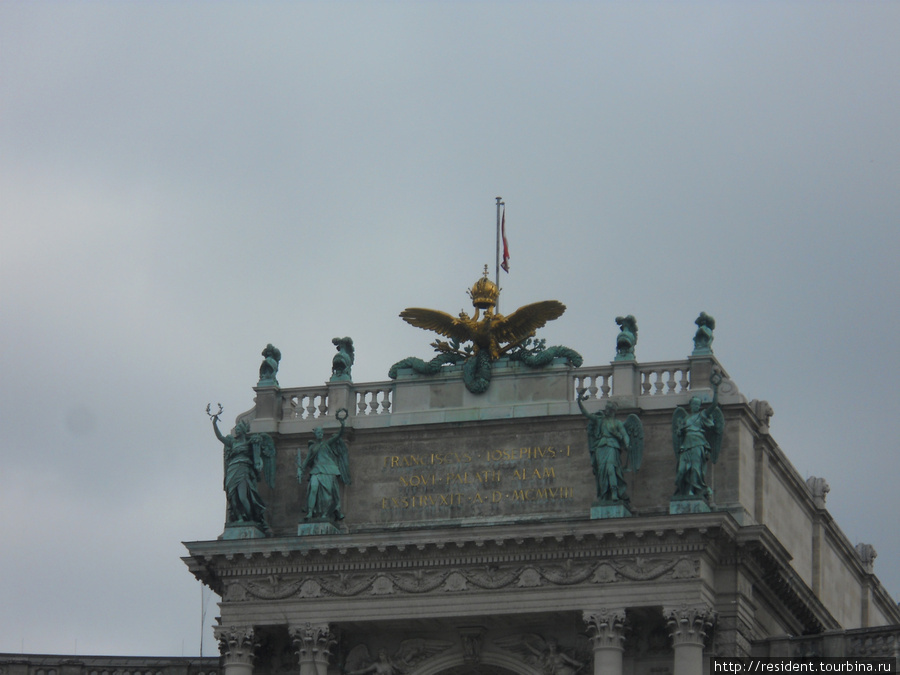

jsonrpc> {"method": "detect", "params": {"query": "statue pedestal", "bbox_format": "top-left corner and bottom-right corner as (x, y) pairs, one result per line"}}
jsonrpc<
(669, 497), (711, 514)
(591, 502), (632, 519)
(220, 523), (268, 540)
(298, 520), (343, 536)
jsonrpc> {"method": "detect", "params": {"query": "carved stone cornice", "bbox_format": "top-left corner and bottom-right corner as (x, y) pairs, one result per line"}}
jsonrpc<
(214, 625), (258, 665)
(184, 512), (739, 579)
(583, 609), (626, 651)
(664, 604), (715, 648)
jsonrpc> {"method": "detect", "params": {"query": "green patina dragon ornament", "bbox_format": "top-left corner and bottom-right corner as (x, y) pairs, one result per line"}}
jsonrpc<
(389, 268), (582, 394)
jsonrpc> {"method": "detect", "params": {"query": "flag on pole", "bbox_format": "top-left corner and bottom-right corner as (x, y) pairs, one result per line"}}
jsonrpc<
(500, 206), (510, 272)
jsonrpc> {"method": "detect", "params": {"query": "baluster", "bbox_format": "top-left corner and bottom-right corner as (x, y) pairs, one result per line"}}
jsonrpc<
(305, 394), (316, 419)
(357, 391), (369, 415)
(653, 371), (665, 395)
(381, 390), (392, 413)
(665, 369), (677, 394)
(573, 375), (584, 399)
(641, 371), (652, 395)
(589, 375), (600, 399)
(600, 374), (611, 398)
(680, 370), (690, 393)
(317, 394), (328, 418)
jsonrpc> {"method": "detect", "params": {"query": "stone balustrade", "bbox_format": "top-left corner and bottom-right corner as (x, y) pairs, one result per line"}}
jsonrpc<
(639, 361), (691, 396)
(252, 355), (741, 433)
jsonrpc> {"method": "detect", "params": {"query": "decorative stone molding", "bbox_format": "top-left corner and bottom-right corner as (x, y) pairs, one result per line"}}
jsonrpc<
(458, 626), (486, 664)
(583, 609), (626, 651)
(848, 631), (898, 657)
(592, 557), (698, 584)
(224, 556), (700, 602)
(494, 634), (588, 674)
(664, 604), (715, 647)
(214, 626), (258, 666)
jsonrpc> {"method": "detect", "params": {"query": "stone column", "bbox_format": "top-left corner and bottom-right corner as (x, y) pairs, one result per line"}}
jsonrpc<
(291, 622), (336, 675)
(665, 605), (715, 675)
(215, 625), (258, 675)
(584, 609), (626, 675)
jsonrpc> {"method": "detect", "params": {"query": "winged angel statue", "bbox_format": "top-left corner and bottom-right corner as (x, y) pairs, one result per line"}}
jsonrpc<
(344, 640), (452, 675)
(389, 268), (582, 394)
(671, 370), (725, 500)
(210, 406), (276, 533)
(576, 394), (643, 503)
(494, 634), (588, 675)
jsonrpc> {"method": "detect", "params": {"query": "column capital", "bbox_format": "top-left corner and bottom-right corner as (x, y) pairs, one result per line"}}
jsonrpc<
(214, 625), (258, 666)
(583, 609), (627, 651)
(290, 622), (336, 660)
(664, 604), (716, 647)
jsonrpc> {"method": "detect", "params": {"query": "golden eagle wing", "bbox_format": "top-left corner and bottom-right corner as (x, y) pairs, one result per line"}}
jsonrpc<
(495, 300), (566, 345)
(400, 308), (472, 342)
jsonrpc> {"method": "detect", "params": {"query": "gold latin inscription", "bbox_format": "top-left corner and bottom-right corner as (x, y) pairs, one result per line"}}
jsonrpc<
(379, 440), (575, 511)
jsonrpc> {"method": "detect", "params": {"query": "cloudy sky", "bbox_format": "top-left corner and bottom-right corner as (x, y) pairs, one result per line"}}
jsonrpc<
(2, 0), (898, 657)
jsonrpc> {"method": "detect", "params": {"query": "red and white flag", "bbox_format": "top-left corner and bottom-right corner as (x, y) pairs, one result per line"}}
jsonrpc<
(500, 206), (510, 272)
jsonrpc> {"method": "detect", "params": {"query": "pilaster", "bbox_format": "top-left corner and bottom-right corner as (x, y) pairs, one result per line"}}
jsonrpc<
(665, 604), (715, 675)
(291, 622), (336, 675)
(584, 609), (626, 675)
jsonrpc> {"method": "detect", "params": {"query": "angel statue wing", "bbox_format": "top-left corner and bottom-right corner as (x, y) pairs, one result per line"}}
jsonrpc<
(334, 435), (352, 486)
(623, 413), (644, 472)
(671, 406), (687, 459)
(708, 406), (725, 465)
(399, 308), (473, 343)
(494, 301), (567, 346)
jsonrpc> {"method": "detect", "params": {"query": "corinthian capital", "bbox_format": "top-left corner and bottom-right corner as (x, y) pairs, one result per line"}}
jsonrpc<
(290, 623), (336, 662)
(664, 604), (715, 647)
(214, 625), (258, 665)
(583, 608), (626, 650)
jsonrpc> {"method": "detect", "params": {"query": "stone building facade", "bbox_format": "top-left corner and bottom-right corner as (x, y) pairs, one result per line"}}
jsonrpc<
(179, 351), (900, 675)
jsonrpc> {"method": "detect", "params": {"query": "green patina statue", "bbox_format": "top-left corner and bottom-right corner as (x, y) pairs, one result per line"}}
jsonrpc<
(330, 336), (354, 382)
(258, 343), (281, 387)
(614, 315), (638, 361)
(576, 394), (643, 503)
(390, 268), (582, 394)
(209, 404), (276, 533)
(671, 370), (724, 500)
(692, 312), (715, 355)
(298, 408), (351, 521)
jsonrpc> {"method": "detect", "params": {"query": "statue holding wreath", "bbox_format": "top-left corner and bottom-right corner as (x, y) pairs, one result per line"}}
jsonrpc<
(298, 408), (351, 521)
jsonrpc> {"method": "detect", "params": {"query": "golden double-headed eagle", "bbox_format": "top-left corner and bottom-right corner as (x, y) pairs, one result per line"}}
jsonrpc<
(400, 268), (566, 360)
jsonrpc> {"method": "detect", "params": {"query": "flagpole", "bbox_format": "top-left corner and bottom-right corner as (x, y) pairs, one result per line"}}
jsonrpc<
(495, 196), (503, 289)
(495, 196), (504, 312)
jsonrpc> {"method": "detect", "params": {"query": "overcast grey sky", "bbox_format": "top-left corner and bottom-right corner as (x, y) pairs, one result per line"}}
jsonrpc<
(1, 0), (898, 657)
